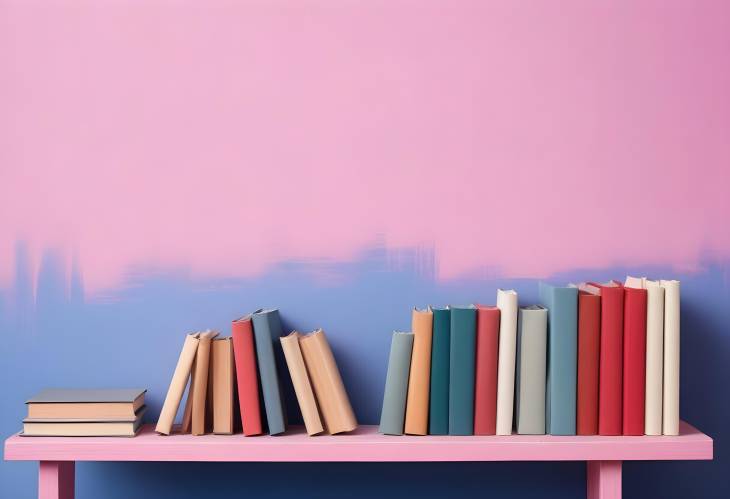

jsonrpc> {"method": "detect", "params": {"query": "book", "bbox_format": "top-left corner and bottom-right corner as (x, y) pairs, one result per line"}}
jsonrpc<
(623, 277), (648, 436)
(251, 309), (287, 435)
(404, 307), (433, 435)
(515, 305), (547, 435)
(156, 333), (200, 435)
(586, 281), (624, 436)
(232, 315), (264, 436)
(495, 289), (518, 435)
(428, 307), (450, 435)
(661, 279), (680, 436)
(210, 337), (235, 435)
(448, 305), (477, 435)
(379, 332), (415, 435)
(281, 332), (324, 436)
(299, 329), (357, 434)
(473, 305), (500, 435)
(576, 288), (600, 435)
(23, 407), (146, 437)
(26, 389), (146, 420)
(644, 279), (665, 435)
(192, 330), (219, 435)
(539, 283), (578, 435)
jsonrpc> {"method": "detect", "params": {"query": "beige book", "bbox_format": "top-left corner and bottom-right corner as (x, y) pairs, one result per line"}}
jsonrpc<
(661, 279), (680, 436)
(156, 333), (200, 435)
(180, 367), (194, 434)
(210, 337), (235, 434)
(299, 329), (357, 434)
(26, 389), (146, 420)
(404, 307), (433, 435)
(23, 407), (146, 437)
(191, 330), (219, 435)
(644, 279), (665, 435)
(281, 332), (325, 436)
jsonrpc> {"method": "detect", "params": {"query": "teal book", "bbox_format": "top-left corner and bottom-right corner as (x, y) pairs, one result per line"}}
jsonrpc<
(448, 305), (477, 435)
(538, 283), (578, 435)
(251, 309), (287, 435)
(379, 332), (415, 435)
(429, 307), (450, 435)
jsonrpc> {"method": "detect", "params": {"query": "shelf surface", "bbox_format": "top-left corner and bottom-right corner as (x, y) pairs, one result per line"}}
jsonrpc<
(4, 421), (712, 462)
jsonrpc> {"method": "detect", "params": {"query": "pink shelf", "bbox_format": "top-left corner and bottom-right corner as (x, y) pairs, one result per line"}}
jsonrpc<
(4, 421), (712, 463)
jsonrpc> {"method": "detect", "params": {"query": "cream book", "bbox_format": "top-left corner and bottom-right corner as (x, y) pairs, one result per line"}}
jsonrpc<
(23, 407), (146, 437)
(661, 279), (680, 436)
(26, 388), (146, 420)
(299, 329), (357, 434)
(496, 289), (519, 435)
(156, 333), (200, 435)
(281, 332), (325, 436)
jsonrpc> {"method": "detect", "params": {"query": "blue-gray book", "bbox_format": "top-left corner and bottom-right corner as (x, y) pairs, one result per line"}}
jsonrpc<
(251, 309), (287, 435)
(379, 332), (415, 435)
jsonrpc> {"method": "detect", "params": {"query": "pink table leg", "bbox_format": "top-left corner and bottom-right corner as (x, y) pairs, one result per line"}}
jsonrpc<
(587, 461), (622, 499)
(38, 461), (75, 499)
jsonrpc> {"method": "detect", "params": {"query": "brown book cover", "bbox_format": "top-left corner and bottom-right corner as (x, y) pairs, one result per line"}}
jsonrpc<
(192, 330), (219, 435)
(210, 337), (235, 434)
(404, 307), (433, 435)
(281, 332), (324, 436)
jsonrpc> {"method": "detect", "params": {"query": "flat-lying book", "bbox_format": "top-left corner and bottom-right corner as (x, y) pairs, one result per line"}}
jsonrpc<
(26, 388), (146, 420)
(23, 407), (146, 437)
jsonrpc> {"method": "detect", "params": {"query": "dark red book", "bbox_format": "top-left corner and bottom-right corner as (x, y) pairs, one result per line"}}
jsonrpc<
(577, 290), (601, 435)
(587, 281), (624, 436)
(473, 305), (500, 435)
(622, 285), (648, 435)
(231, 316), (263, 436)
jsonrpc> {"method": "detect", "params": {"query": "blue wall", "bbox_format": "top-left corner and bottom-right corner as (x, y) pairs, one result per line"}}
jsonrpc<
(1, 245), (727, 498)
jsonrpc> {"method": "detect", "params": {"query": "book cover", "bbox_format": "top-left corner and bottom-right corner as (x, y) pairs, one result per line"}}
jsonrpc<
(539, 283), (578, 435)
(192, 330), (218, 435)
(661, 279), (680, 436)
(515, 305), (547, 435)
(251, 309), (287, 435)
(644, 279), (665, 435)
(210, 337), (235, 435)
(281, 332), (324, 436)
(623, 277), (648, 436)
(495, 289), (518, 435)
(299, 329), (357, 434)
(448, 305), (477, 435)
(156, 333), (200, 435)
(576, 289), (600, 435)
(473, 305), (500, 436)
(428, 307), (450, 435)
(379, 332), (415, 435)
(26, 389), (146, 420)
(587, 281), (625, 436)
(232, 315), (264, 436)
(404, 307), (433, 435)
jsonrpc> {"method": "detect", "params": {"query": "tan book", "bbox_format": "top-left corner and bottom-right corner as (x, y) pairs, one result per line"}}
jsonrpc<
(24, 407), (146, 437)
(180, 368), (194, 434)
(192, 330), (219, 435)
(281, 332), (324, 436)
(155, 333), (200, 435)
(210, 337), (235, 434)
(26, 389), (146, 420)
(404, 307), (433, 435)
(299, 329), (357, 434)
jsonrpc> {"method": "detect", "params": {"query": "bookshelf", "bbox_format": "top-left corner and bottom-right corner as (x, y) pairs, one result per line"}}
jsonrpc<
(4, 421), (713, 499)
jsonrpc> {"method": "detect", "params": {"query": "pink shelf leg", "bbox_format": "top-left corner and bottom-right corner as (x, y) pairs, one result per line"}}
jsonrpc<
(38, 461), (75, 499)
(587, 461), (622, 499)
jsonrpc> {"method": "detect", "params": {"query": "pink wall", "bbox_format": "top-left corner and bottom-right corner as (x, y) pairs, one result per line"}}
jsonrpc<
(2, 0), (729, 293)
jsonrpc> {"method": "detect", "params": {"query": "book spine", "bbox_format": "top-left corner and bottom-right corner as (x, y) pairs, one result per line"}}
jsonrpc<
(211, 338), (235, 434)
(191, 334), (213, 435)
(155, 334), (199, 435)
(576, 292), (600, 435)
(448, 306), (477, 435)
(404, 308), (433, 435)
(251, 310), (287, 435)
(380, 332), (415, 435)
(623, 286), (648, 435)
(429, 308), (450, 435)
(661, 280), (680, 436)
(231, 319), (263, 436)
(644, 281), (665, 435)
(598, 285), (624, 435)
(495, 290), (518, 435)
(515, 306), (547, 435)
(280, 333), (324, 436)
(473, 306), (500, 435)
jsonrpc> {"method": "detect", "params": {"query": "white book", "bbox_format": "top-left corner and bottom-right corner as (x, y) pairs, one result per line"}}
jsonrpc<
(661, 280), (680, 435)
(644, 279), (665, 435)
(495, 289), (518, 435)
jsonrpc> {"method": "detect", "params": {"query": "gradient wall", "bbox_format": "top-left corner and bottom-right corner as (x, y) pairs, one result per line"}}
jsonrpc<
(1, 1), (729, 498)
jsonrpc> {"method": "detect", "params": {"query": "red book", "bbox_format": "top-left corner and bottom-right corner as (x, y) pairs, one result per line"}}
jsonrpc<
(587, 281), (624, 435)
(623, 285), (648, 435)
(231, 316), (263, 436)
(576, 290), (601, 435)
(473, 305), (500, 435)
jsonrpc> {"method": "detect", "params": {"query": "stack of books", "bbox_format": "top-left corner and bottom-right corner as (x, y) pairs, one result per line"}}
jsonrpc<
(156, 308), (357, 436)
(23, 388), (147, 437)
(379, 277), (681, 437)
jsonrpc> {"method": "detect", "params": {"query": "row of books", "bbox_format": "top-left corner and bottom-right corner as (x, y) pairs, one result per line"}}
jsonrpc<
(379, 277), (680, 436)
(22, 388), (147, 437)
(156, 308), (357, 436)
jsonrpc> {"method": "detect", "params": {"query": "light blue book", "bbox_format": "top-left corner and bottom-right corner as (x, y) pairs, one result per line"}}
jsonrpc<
(379, 332), (415, 435)
(538, 283), (578, 435)
(251, 309), (287, 435)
